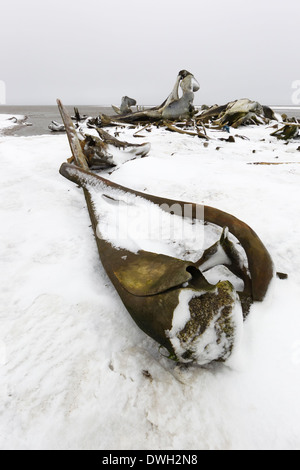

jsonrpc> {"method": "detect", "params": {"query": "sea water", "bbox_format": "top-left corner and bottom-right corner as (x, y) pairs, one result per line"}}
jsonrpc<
(0, 105), (112, 136)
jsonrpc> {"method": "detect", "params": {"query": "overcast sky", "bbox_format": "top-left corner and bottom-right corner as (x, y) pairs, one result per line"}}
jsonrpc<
(1, 0), (299, 106)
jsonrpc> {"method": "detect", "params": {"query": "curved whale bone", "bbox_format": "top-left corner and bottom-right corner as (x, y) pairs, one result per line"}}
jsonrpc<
(160, 71), (200, 121)
(57, 98), (274, 365)
(103, 70), (200, 125)
(59, 160), (273, 362)
(59, 161), (243, 364)
(112, 96), (137, 115)
(60, 161), (273, 302)
(154, 70), (200, 112)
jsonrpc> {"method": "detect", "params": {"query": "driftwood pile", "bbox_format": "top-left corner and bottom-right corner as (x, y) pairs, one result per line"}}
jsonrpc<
(89, 98), (299, 143)
(51, 69), (300, 175)
(50, 69), (300, 144)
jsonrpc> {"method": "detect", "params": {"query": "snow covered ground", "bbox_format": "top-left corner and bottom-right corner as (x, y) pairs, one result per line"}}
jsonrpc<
(0, 114), (28, 134)
(0, 119), (300, 450)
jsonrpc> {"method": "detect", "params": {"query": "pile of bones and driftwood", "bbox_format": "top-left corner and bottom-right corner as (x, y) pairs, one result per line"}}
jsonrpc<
(49, 69), (300, 152)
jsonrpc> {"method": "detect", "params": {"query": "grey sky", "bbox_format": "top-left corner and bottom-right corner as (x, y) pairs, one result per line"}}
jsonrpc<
(1, 0), (299, 106)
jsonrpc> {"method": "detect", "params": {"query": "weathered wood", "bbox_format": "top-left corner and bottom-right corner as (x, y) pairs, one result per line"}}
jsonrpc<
(248, 161), (300, 165)
(164, 122), (209, 140)
(57, 99), (89, 170)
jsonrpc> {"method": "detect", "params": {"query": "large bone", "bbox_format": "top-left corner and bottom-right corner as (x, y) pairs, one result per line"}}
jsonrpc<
(57, 99), (274, 364)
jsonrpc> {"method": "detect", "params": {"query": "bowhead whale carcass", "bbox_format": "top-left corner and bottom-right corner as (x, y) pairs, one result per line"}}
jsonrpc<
(57, 99), (274, 366)
(161, 71), (200, 120)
